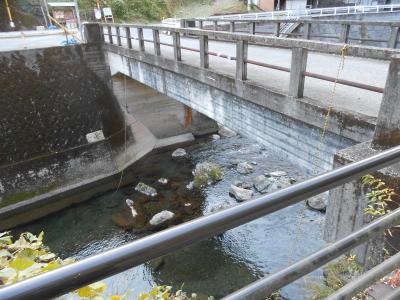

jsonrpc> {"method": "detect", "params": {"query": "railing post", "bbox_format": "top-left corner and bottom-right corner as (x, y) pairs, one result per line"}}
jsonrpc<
(340, 24), (350, 43)
(230, 21), (235, 33)
(236, 40), (248, 81)
(172, 31), (181, 61)
(213, 20), (218, 31)
(180, 19), (186, 29)
(303, 22), (311, 40)
(274, 22), (280, 37)
(107, 25), (113, 44)
(388, 26), (399, 49)
(199, 20), (203, 30)
(116, 26), (122, 46)
(199, 35), (209, 69)
(153, 29), (161, 56)
(249, 22), (256, 34)
(372, 55), (400, 148)
(289, 47), (308, 98)
(137, 28), (145, 52)
(125, 27), (132, 49)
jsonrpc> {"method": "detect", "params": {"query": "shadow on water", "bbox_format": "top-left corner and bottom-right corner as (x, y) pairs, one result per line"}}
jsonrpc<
(13, 135), (326, 299)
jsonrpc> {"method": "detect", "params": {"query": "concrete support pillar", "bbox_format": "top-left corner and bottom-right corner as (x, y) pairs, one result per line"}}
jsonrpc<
(172, 32), (181, 61)
(230, 21), (235, 33)
(303, 23), (311, 40)
(372, 55), (400, 149)
(388, 27), (399, 49)
(107, 26), (113, 44)
(340, 24), (350, 43)
(213, 21), (218, 31)
(83, 23), (103, 43)
(137, 28), (145, 52)
(153, 29), (161, 56)
(199, 35), (209, 69)
(289, 47), (308, 98)
(116, 26), (122, 46)
(125, 27), (132, 49)
(274, 22), (280, 37)
(249, 22), (256, 35)
(236, 40), (248, 81)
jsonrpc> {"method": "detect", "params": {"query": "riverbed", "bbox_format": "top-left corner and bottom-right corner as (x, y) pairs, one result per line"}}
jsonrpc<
(13, 134), (326, 299)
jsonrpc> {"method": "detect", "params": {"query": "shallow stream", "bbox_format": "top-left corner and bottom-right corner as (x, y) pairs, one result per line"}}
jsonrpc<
(14, 135), (326, 299)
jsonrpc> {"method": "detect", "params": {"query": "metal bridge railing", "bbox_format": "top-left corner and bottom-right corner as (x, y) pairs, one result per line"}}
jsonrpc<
(203, 4), (400, 21)
(0, 118), (400, 298)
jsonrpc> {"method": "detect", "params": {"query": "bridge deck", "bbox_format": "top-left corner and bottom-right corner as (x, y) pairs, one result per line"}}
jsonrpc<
(135, 29), (387, 118)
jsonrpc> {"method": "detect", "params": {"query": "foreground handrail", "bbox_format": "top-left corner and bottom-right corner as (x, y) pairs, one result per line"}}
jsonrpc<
(1, 146), (400, 300)
(223, 208), (400, 300)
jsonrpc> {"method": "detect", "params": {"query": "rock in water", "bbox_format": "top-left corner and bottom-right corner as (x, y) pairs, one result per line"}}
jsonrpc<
(306, 193), (328, 212)
(112, 213), (134, 230)
(268, 171), (288, 177)
(149, 210), (175, 226)
(253, 175), (271, 193)
(212, 134), (221, 140)
(229, 185), (253, 202)
(186, 181), (194, 190)
(210, 201), (233, 213)
(135, 182), (157, 197)
(218, 126), (237, 138)
(172, 148), (187, 158)
(158, 178), (168, 184)
(193, 161), (224, 188)
(125, 199), (138, 218)
(233, 180), (253, 189)
(263, 171), (292, 193)
(237, 162), (255, 174)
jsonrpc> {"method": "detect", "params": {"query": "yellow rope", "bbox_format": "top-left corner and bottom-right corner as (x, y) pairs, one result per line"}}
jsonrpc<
(286, 44), (349, 289)
(48, 14), (82, 43)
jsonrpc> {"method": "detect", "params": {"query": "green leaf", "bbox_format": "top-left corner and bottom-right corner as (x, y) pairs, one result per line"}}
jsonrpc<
(9, 256), (35, 271)
(0, 267), (17, 285)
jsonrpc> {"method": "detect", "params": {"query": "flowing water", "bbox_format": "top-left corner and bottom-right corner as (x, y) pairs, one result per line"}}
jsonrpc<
(13, 135), (326, 299)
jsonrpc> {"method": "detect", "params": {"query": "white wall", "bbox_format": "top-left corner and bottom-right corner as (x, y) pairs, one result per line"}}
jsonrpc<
(285, 0), (307, 10)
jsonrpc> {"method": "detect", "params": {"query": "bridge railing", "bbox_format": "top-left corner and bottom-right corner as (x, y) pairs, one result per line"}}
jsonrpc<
(98, 23), (400, 98)
(181, 18), (400, 49)
(203, 4), (400, 20)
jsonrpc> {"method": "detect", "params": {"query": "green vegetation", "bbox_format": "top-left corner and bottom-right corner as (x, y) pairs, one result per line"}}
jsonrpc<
(193, 162), (224, 189)
(308, 256), (362, 300)
(0, 231), (208, 299)
(77, 0), (255, 22)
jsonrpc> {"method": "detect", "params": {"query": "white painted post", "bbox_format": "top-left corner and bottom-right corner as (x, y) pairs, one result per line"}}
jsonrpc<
(199, 35), (209, 69)
(236, 40), (248, 81)
(372, 55), (400, 148)
(289, 47), (308, 98)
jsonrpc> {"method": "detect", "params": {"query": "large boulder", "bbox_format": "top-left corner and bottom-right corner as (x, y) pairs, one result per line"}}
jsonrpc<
(263, 171), (292, 193)
(237, 162), (255, 174)
(172, 148), (187, 158)
(306, 193), (328, 212)
(229, 185), (253, 202)
(218, 126), (237, 138)
(135, 182), (157, 197)
(112, 213), (134, 230)
(149, 210), (175, 226)
(253, 175), (271, 193)
(193, 161), (224, 188)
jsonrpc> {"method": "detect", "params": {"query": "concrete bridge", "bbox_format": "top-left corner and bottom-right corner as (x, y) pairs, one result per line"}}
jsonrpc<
(92, 22), (399, 173)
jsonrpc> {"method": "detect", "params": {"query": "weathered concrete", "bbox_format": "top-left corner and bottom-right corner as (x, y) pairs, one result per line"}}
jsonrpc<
(325, 141), (400, 270)
(111, 74), (218, 139)
(105, 43), (374, 172)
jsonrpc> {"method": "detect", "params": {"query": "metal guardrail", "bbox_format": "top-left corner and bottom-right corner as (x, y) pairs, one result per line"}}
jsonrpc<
(0, 140), (400, 299)
(204, 4), (400, 20)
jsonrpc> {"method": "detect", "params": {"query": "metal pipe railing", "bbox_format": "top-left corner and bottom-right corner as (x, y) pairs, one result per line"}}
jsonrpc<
(1, 146), (400, 300)
(223, 208), (400, 300)
(383, 286), (400, 300)
(326, 251), (400, 300)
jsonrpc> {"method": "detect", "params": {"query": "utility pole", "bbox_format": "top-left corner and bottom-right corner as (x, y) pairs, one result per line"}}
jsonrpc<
(43, 0), (52, 25)
(39, 0), (49, 27)
(74, 0), (82, 37)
